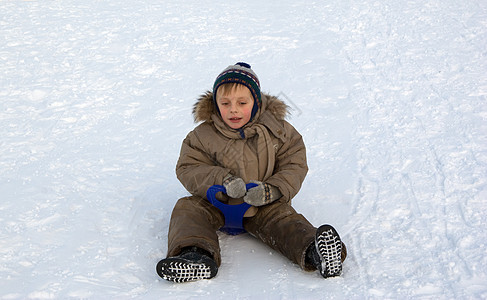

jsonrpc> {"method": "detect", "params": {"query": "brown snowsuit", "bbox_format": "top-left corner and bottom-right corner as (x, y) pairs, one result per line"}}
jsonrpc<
(166, 91), (344, 271)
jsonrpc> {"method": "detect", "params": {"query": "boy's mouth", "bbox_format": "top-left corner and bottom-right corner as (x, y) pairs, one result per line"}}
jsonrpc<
(229, 117), (242, 123)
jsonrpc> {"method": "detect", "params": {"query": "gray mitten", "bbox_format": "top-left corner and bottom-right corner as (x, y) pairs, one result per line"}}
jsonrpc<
(223, 175), (246, 198)
(243, 180), (282, 206)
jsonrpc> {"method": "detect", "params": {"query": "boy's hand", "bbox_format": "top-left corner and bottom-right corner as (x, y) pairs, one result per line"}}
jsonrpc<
(243, 181), (282, 206)
(223, 175), (246, 198)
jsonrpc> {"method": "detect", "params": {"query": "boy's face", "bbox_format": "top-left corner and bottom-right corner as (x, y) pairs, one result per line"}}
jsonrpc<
(216, 85), (254, 129)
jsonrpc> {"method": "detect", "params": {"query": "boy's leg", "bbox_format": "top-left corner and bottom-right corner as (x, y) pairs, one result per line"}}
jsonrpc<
(243, 200), (316, 270)
(158, 196), (224, 282)
(166, 196), (225, 266)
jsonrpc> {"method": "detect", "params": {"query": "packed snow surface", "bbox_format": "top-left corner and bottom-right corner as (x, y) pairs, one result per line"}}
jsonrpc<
(1, 0), (486, 299)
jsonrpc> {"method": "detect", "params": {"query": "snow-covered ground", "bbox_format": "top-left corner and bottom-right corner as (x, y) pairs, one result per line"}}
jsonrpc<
(1, 0), (486, 299)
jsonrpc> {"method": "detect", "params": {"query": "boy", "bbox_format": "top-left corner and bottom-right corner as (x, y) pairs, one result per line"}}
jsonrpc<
(156, 62), (346, 283)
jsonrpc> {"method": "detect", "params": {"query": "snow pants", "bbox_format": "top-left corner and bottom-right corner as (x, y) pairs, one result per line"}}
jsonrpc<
(166, 195), (321, 271)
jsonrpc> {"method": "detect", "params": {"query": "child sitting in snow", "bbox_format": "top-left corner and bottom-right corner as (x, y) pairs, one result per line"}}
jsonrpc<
(156, 62), (347, 282)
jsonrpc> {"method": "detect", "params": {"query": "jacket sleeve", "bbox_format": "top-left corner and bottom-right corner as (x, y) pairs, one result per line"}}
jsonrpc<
(265, 121), (308, 203)
(176, 128), (231, 199)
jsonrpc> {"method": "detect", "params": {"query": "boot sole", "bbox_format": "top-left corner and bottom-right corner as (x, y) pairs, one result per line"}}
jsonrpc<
(156, 257), (218, 283)
(315, 224), (343, 278)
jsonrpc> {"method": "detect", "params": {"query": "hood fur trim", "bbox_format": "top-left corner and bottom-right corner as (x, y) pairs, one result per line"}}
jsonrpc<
(192, 91), (289, 123)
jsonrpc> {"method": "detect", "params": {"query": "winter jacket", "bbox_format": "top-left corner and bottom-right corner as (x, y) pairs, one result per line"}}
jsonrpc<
(176, 91), (308, 213)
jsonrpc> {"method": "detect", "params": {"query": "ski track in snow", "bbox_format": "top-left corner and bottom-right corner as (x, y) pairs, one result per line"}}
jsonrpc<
(1, 0), (486, 299)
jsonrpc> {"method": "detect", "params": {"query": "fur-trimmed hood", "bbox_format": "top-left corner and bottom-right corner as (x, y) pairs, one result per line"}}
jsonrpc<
(192, 91), (289, 123)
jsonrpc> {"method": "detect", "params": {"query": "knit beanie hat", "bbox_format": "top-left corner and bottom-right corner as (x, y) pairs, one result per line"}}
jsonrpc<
(213, 62), (261, 121)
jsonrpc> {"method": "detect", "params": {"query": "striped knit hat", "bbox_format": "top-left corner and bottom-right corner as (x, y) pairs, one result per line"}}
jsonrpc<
(213, 62), (261, 120)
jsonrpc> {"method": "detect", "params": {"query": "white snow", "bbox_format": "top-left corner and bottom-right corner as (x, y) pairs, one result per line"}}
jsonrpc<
(1, 0), (486, 299)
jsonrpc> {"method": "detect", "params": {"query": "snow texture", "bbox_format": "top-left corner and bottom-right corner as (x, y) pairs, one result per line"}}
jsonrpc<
(1, 0), (486, 299)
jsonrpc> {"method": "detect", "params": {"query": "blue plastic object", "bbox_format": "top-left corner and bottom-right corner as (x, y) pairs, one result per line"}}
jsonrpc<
(206, 183), (258, 235)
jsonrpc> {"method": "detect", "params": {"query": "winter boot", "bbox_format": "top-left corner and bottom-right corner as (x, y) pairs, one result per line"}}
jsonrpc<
(156, 246), (218, 283)
(306, 224), (343, 278)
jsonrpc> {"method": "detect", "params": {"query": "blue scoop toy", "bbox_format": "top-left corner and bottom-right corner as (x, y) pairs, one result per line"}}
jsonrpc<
(206, 183), (257, 235)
